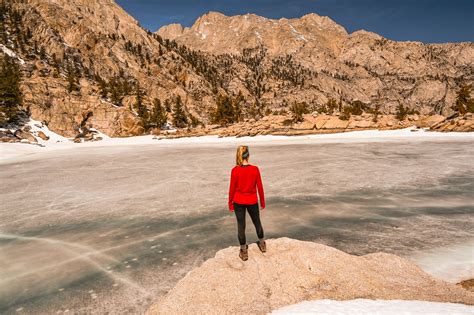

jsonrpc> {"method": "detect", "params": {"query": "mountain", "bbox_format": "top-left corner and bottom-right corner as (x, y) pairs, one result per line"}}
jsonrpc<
(1, 0), (226, 136)
(157, 12), (348, 56)
(1, 2), (473, 138)
(158, 11), (474, 116)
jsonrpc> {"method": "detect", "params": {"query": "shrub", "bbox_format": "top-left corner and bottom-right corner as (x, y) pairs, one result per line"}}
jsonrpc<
(396, 104), (408, 120)
(0, 56), (22, 125)
(289, 101), (310, 122)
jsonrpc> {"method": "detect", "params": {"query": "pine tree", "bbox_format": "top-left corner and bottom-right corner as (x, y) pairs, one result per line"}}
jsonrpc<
(164, 99), (171, 112)
(212, 94), (235, 126)
(453, 85), (474, 114)
(66, 63), (80, 93)
(396, 103), (408, 121)
(39, 46), (46, 59)
(150, 98), (167, 129)
(109, 77), (123, 105)
(289, 101), (309, 122)
(233, 91), (244, 122)
(188, 113), (201, 128)
(135, 82), (149, 128)
(172, 95), (188, 128)
(326, 98), (338, 114)
(372, 104), (381, 123)
(0, 56), (22, 125)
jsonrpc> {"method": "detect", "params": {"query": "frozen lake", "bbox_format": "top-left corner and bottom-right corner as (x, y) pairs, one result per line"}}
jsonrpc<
(1, 132), (473, 314)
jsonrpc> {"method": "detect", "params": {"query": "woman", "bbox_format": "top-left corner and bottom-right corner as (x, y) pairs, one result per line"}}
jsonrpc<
(228, 145), (266, 261)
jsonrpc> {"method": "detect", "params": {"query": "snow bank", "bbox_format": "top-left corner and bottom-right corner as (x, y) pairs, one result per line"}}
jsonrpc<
(272, 299), (474, 314)
(26, 119), (70, 144)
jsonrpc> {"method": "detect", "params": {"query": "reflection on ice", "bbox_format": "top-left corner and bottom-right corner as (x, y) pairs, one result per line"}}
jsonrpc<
(0, 136), (473, 313)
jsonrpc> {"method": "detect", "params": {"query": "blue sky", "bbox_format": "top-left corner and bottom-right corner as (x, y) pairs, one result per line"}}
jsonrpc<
(116, 0), (474, 43)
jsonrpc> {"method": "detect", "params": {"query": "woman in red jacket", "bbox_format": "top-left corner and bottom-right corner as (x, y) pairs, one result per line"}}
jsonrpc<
(228, 145), (266, 261)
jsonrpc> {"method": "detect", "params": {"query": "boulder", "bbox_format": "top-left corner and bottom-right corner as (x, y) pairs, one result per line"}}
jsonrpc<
(348, 117), (374, 129)
(321, 117), (350, 129)
(14, 130), (38, 143)
(1, 137), (16, 143)
(430, 114), (473, 132)
(314, 115), (331, 129)
(37, 131), (50, 141)
(292, 120), (315, 130)
(147, 238), (473, 315)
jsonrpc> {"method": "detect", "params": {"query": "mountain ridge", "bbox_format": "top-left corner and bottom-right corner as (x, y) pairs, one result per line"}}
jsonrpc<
(1, 1), (473, 138)
(157, 10), (473, 118)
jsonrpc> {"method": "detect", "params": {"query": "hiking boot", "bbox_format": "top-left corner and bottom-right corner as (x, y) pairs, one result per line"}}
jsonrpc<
(239, 245), (248, 261)
(257, 240), (266, 253)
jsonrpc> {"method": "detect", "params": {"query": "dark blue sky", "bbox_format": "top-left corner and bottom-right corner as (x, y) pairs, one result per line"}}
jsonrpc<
(116, 0), (474, 43)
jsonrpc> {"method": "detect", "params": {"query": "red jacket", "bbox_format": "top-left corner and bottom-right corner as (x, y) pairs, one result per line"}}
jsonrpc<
(228, 164), (265, 211)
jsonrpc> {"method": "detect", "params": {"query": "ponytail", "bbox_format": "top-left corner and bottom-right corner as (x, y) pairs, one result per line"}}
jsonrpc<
(236, 145), (249, 166)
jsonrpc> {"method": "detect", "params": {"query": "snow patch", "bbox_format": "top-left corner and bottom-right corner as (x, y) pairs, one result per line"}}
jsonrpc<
(288, 24), (308, 42)
(296, 34), (307, 42)
(88, 128), (110, 140)
(26, 119), (70, 144)
(272, 299), (474, 314)
(0, 44), (25, 65)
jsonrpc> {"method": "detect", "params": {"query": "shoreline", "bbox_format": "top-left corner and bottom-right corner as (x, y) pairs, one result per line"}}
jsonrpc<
(1, 126), (473, 164)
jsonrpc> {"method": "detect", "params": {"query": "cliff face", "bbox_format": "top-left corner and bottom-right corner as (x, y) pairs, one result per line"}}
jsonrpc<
(158, 11), (474, 116)
(3, 0), (221, 136)
(147, 238), (473, 314)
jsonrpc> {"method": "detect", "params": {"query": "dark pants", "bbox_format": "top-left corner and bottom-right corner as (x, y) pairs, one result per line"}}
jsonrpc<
(233, 202), (264, 246)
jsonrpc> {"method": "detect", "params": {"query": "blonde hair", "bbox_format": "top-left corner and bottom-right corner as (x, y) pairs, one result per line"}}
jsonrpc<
(236, 145), (249, 166)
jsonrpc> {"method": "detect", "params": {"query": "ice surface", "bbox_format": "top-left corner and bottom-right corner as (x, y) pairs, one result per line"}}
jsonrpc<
(272, 299), (474, 314)
(411, 240), (474, 283)
(0, 131), (473, 313)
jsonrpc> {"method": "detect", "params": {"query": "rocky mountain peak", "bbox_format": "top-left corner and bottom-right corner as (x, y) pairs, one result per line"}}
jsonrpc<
(156, 23), (185, 38)
(156, 11), (348, 56)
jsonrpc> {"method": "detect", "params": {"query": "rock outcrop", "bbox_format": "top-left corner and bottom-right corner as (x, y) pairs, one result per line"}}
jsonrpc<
(147, 238), (473, 315)
(431, 113), (474, 132)
(154, 114), (455, 139)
